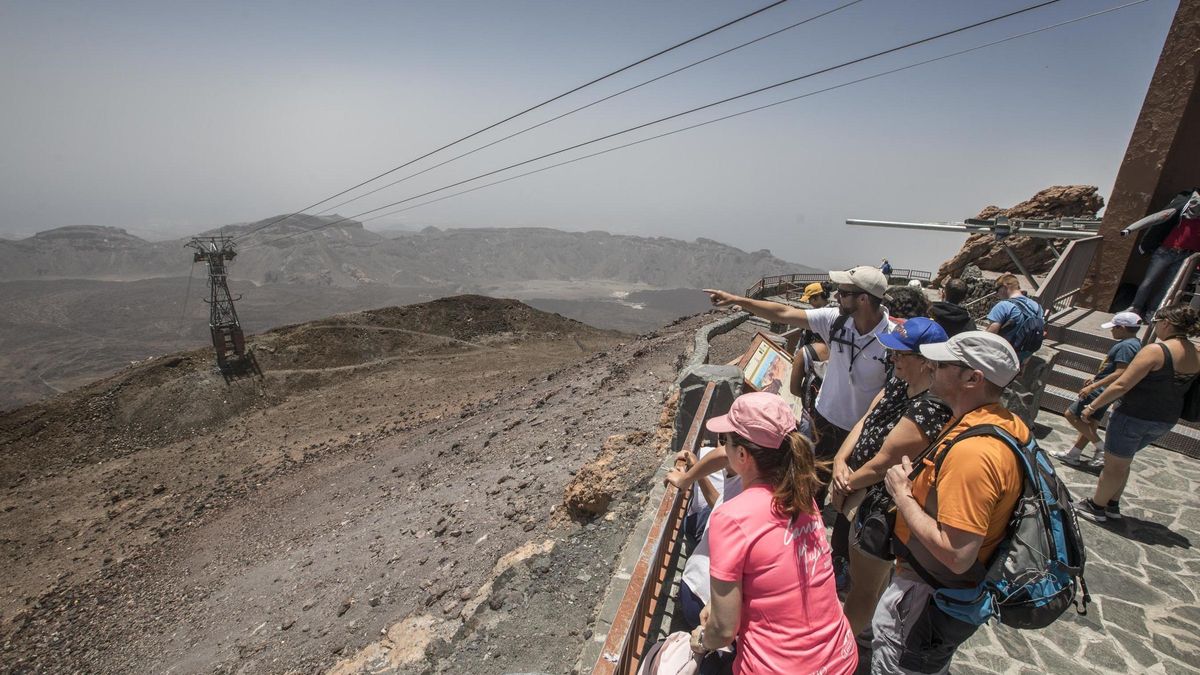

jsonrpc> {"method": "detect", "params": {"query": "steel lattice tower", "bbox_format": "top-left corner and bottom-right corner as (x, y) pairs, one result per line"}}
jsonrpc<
(187, 236), (246, 370)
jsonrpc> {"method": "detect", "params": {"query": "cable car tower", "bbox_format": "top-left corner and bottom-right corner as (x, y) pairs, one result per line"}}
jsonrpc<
(187, 235), (248, 372)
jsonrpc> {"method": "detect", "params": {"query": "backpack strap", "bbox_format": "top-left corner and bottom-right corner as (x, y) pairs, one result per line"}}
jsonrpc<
(901, 424), (1025, 588)
(829, 313), (851, 345)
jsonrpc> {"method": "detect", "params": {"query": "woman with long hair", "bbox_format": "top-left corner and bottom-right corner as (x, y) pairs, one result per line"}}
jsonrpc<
(689, 392), (856, 674)
(1074, 303), (1200, 522)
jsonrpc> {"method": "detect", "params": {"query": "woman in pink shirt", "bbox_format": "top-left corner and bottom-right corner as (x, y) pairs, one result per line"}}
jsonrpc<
(690, 392), (857, 674)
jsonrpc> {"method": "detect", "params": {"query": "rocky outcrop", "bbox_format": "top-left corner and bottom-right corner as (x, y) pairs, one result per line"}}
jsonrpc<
(935, 186), (1104, 285)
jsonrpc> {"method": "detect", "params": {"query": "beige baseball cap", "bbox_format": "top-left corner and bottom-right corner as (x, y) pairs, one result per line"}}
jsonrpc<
(919, 330), (1020, 387)
(828, 265), (888, 299)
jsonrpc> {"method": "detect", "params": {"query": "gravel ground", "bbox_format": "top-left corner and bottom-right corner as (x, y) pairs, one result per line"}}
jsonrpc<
(0, 299), (719, 674)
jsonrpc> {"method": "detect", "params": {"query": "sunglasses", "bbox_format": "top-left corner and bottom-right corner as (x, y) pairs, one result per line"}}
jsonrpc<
(717, 433), (729, 446)
(885, 348), (920, 360)
(934, 360), (973, 371)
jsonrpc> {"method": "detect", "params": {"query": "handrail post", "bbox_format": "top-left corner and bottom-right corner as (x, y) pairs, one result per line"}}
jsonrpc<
(1142, 252), (1200, 344)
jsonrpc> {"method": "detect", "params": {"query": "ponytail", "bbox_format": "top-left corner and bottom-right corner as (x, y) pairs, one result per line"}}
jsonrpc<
(734, 430), (830, 518)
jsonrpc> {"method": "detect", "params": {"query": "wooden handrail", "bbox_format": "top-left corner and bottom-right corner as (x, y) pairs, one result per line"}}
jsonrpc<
(591, 382), (716, 675)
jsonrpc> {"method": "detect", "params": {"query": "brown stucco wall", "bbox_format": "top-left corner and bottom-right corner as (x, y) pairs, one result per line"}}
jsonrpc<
(1080, 0), (1200, 310)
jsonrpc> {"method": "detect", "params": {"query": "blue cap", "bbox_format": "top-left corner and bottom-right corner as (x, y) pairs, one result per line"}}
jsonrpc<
(878, 317), (948, 352)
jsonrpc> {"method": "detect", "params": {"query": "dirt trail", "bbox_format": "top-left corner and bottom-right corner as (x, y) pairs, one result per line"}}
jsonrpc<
(0, 297), (716, 673)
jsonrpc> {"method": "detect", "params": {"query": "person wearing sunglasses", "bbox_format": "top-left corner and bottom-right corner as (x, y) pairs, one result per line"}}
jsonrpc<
(874, 331), (1025, 674)
(828, 317), (952, 637)
(704, 266), (894, 486)
(689, 392), (857, 675)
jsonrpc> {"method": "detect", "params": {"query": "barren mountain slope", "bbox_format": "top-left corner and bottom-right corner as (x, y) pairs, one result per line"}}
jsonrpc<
(0, 277), (446, 411)
(0, 295), (716, 674)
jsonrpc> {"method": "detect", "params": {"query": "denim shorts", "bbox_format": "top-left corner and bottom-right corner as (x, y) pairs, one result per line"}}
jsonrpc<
(1104, 409), (1176, 459)
(1068, 389), (1110, 421)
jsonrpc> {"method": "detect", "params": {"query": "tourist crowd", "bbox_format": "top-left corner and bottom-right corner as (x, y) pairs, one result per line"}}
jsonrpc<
(648, 264), (1200, 675)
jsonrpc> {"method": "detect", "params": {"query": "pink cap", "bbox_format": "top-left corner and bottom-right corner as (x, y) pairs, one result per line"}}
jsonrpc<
(705, 392), (798, 449)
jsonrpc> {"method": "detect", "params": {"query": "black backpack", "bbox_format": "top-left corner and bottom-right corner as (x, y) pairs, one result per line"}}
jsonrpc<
(1002, 296), (1045, 354)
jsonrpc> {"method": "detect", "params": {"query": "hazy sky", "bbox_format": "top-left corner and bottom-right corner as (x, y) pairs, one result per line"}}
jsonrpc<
(0, 0), (1178, 270)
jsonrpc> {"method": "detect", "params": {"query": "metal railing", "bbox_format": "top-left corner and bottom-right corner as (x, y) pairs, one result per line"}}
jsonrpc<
(590, 383), (715, 675)
(747, 273), (829, 299)
(887, 268), (933, 282)
(746, 269), (933, 300)
(1032, 235), (1103, 323)
(1141, 252), (1200, 344)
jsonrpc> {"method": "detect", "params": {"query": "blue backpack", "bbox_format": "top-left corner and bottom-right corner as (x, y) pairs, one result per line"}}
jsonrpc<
(1001, 296), (1045, 354)
(910, 425), (1090, 629)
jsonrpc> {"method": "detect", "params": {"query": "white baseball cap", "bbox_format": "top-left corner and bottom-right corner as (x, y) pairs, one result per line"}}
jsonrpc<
(1101, 311), (1143, 329)
(919, 330), (1020, 387)
(829, 265), (888, 299)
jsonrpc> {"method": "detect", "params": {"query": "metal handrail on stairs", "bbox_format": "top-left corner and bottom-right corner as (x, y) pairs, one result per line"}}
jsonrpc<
(1141, 251), (1200, 344)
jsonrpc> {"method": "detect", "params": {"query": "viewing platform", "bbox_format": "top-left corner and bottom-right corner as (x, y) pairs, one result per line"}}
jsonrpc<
(582, 271), (1200, 674)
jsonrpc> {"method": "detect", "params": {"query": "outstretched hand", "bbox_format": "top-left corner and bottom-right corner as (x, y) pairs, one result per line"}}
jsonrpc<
(703, 289), (739, 308)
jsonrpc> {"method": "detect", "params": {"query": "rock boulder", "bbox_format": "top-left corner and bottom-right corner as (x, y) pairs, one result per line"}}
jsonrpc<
(934, 186), (1104, 285)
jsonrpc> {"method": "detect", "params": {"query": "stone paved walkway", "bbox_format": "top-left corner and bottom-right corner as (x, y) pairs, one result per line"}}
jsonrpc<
(952, 412), (1200, 675)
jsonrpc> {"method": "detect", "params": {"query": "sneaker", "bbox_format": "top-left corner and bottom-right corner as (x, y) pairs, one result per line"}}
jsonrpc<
(834, 556), (850, 592)
(1050, 449), (1084, 465)
(1086, 453), (1106, 468)
(1106, 500), (1122, 520)
(1074, 498), (1108, 523)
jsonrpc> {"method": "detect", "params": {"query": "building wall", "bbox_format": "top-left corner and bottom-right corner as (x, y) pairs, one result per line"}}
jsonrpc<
(1082, 0), (1200, 311)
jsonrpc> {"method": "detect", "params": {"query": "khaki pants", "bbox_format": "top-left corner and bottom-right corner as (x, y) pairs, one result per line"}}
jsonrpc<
(837, 488), (894, 636)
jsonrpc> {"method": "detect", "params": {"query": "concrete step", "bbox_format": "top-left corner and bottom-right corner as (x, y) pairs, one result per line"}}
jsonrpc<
(1047, 341), (1107, 374)
(1047, 365), (1093, 392)
(1040, 386), (1200, 459)
(1046, 308), (1120, 353)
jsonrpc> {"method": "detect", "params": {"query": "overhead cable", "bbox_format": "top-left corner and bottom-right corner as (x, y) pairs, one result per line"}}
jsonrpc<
(233, 0), (791, 242)
(358, 0), (1153, 225)
(306, 0), (865, 220)
(245, 0), (1064, 249)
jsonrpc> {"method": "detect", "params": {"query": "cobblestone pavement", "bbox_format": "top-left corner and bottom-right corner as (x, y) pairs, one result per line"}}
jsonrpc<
(952, 412), (1200, 675)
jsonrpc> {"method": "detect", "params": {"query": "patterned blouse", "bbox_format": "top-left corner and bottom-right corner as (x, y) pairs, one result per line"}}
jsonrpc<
(847, 375), (953, 470)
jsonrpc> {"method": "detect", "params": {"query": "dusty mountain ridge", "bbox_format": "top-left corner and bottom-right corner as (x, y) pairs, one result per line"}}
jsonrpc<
(0, 217), (805, 409)
(0, 216), (810, 288)
(0, 295), (615, 483)
(0, 294), (723, 673)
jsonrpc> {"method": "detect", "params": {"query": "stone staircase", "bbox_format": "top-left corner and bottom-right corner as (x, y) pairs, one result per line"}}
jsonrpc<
(1044, 307), (1200, 459)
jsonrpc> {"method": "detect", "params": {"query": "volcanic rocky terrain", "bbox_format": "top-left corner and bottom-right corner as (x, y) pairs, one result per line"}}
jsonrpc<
(0, 218), (808, 410)
(0, 294), (748, 673)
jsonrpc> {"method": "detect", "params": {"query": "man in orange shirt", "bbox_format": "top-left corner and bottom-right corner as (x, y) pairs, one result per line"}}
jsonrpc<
(872, 331), (1026, 674)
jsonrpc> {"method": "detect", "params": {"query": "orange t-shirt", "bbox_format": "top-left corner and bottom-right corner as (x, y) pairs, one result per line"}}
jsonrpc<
(894, 404), (1027, 567)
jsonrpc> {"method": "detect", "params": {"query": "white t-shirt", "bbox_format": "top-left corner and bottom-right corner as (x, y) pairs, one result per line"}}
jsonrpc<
(681, 474), (744, 604)
(687, 445), (726, 516)
(805, 307), (895, 431)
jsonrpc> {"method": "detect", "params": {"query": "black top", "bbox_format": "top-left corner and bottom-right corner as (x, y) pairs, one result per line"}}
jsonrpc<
(848, 375), (954, 470)
(1118, 341), (1197, 423)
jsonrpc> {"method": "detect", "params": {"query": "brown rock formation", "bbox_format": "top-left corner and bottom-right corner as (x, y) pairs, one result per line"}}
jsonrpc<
(934, 185), (1105, 285)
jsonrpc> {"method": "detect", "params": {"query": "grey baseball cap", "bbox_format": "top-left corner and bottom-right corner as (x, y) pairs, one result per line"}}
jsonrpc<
(919, 330), (1020, 387)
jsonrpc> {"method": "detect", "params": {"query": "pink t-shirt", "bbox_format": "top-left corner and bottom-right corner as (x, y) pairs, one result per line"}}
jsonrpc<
(708, 484), (857, 675)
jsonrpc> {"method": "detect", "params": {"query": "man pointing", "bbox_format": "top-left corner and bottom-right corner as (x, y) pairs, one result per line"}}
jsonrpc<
(705, 266), (894, 482)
